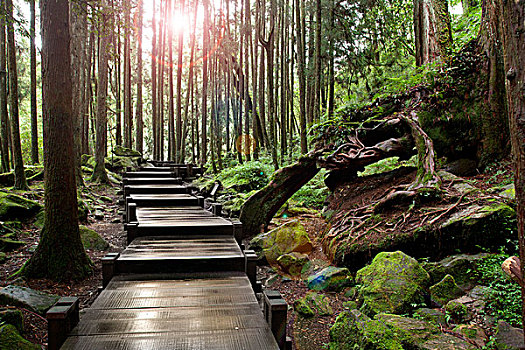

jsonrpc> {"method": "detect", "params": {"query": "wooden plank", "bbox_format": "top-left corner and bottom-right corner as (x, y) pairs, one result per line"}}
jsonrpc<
(124, 184), (189, 196)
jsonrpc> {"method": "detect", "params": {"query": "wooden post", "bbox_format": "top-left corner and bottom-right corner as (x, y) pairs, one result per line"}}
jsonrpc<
(126, 222), (138, 244)
(102, 252), (119, 288)
(197, 196), (205, 207)
(212, 203), (222, 216)
(127, 202), (137, 222)
(263, 290), (288, 350)
(244, 249), (258, 291)
(46, 297), (80, 350)
(232, 220), (243, 243)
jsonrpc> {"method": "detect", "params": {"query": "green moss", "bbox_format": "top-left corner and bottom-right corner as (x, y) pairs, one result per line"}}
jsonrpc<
(445, 301), (469, 323)
(0, 324), (39, 350)
(356, 251), (430, 316)
(294, 298), (315, 318)
(429, 274), (464, 306)
(79, 225), (109, 251)
(0, 193), (41, 221)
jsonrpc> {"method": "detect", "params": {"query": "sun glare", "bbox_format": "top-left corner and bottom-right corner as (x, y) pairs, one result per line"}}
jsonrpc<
(170, 11), (190, 34)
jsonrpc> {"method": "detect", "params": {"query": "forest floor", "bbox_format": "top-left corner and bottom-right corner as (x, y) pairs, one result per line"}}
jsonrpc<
(0, 158), (515, 349)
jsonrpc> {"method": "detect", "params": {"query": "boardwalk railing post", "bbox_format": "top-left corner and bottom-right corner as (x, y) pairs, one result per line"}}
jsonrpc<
(263, 290), (288, 349)
(232, 220), (243, 243)
(102, 253), (120, 288)
(128, 202), (137, 222)
(244, 249), (260, 292)
(197, 196), (205, 207)
(46, 297), (80, 350)
(126, 222), (139, 244)
(187, 164), (193, 177)
(212, 203), (222, 216)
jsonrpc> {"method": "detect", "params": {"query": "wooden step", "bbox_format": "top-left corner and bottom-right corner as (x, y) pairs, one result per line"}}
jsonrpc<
(115, 236), (245, 274)
(123, 184), (190, 197)
(123, 177), (183, 185)
(127, 194), (199, 207)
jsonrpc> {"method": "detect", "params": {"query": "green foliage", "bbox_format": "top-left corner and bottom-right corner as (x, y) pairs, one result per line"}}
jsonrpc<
(451, 8), (482, 52)
(477, 252), (522, 327)
(290, 169), (329, 209)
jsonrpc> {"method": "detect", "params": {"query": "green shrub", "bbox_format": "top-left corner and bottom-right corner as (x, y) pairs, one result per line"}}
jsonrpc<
(290, 169), (329, 209)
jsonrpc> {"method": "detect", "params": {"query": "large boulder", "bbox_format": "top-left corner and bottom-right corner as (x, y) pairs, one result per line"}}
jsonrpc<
(306, 266), (353, 292)
(0, 324), (39, 350)
(423, 253), (489, 288)
(356, 251), (430, 316)
(249, 220), (313, 268)
(276, 252), (309, 277)
(495, 321), (525, 349)
(112, 145), (142, 157)
(0, 285), (59, 315)
(332, 203), (515, 269)
(330, 310), (473, 350)
(329, 309), (403, 350)
(0, 192), (41, 221)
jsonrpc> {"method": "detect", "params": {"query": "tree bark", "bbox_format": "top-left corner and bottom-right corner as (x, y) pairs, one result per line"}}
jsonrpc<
(6, 0), (27, 190)
(152, 0), (158, 159)
(176, 0), (185, 162)
(123, 0), (132, 148)
(201, 0), (210, 165)
(92, 2), (111, 183)
(0, 1), (9, 174)
(414, 0), (453, 65)
(135, 0), (144, 154)
(295, 0), (307, 153)
(30, 0), (38, 164)
(24, 0), (91, 281)
(498, 0), (525, 338)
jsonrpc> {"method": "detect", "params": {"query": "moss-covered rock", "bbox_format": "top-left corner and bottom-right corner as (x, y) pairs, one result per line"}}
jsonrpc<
(0, 285), (59, 315)
(0, 252), (6, 263)
(0, 324), (39, 350)
(423, 253), (488, 288)
(294, 298), (315, 318)
(356, 251), (430, 316)
(306, 266), (353, 292)
(0, 234), (25, 252)
(444, 300), (469, 323)
(0, 193), (41, 221)
(249, 220), (313, 267)
(80, 225), (109, 251)
(113, 145), (142, 157)
(413, 308), (447, 326)
(77, 199), (90, 223)
(429, 274), (464, 306)
(0, 308), (23, 333)
(375, 314), (439, 346)
(304, 292), (333, 316)
(329, 309), (403, 350)
(276, 252), (309, 277)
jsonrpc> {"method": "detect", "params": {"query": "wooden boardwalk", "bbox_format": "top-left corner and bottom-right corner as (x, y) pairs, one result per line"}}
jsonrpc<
(47, 164), (286, 350)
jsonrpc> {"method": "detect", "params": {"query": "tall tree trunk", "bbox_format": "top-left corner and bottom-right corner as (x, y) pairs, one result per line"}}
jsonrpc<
(152, 0), (158, 159)
(123, 0), (132, 148)
(201, 0), (210, 165)
(327, 0), (335, 119)
(135, 0), (144, 154)
(30, 0), (38, 164)
(414, 0), (453, 65)
(6, 0), (27, 190)
(176, 0), (185, 162)
(168, 0), (175, 160)
(24, 0), (91, 281)
(295, 0), (307, 153)
(114, 2), (122, 147)
(0, 2), (9, 173)
(499, 0), (525, 338)
(92, 2), (111, 183)
(313, 0), (322, 121)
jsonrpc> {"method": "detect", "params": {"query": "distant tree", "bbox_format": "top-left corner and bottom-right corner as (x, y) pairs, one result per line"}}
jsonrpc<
(6, 0), (27, 190)
(30, 0), (38, 164)
(135, 0), (144, 154)
(92, 0), (111, 183)
(24, 0), (91, 281)
(414, 0), (453, 65)
(0, 0), (9, 173)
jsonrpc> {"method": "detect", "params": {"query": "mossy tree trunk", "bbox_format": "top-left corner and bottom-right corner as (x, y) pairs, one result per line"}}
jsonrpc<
(6, 0), (27, 190)
(0, 0), (9, 174)
(240, 154), (320, 238)
(24, 0), (92, 281)
(498, 0), (525, 337)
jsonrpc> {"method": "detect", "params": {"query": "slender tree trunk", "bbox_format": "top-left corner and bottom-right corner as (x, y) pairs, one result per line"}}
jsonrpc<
(295, 0), (307, 153)
(0, 2), (9, 173)
(168, 0), (175, 160)
(6, 0), (27, 190)
(136, 0), (144, 154)
(115, 3), (122, 146)
(92, 2), (111, 183)
(201, 0), (210, 165)
(498, 0), (525, 338)
(152, 0), (158, 159)
(24, 0), (91, 281)
(176, 0), (185, 162)
(314, 0), (322, 121)
(123, 0), (132, 148)
(327, 0), (335, 119)
(30, 0), (38, 164)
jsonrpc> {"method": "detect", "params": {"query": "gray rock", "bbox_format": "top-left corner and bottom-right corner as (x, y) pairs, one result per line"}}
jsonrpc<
(307, 266), (353, 292)
(495, 320), (525, 349)
(441, 158), (478, 177)
(0, 285), (59, 315)
(413, 308), (447, 326)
